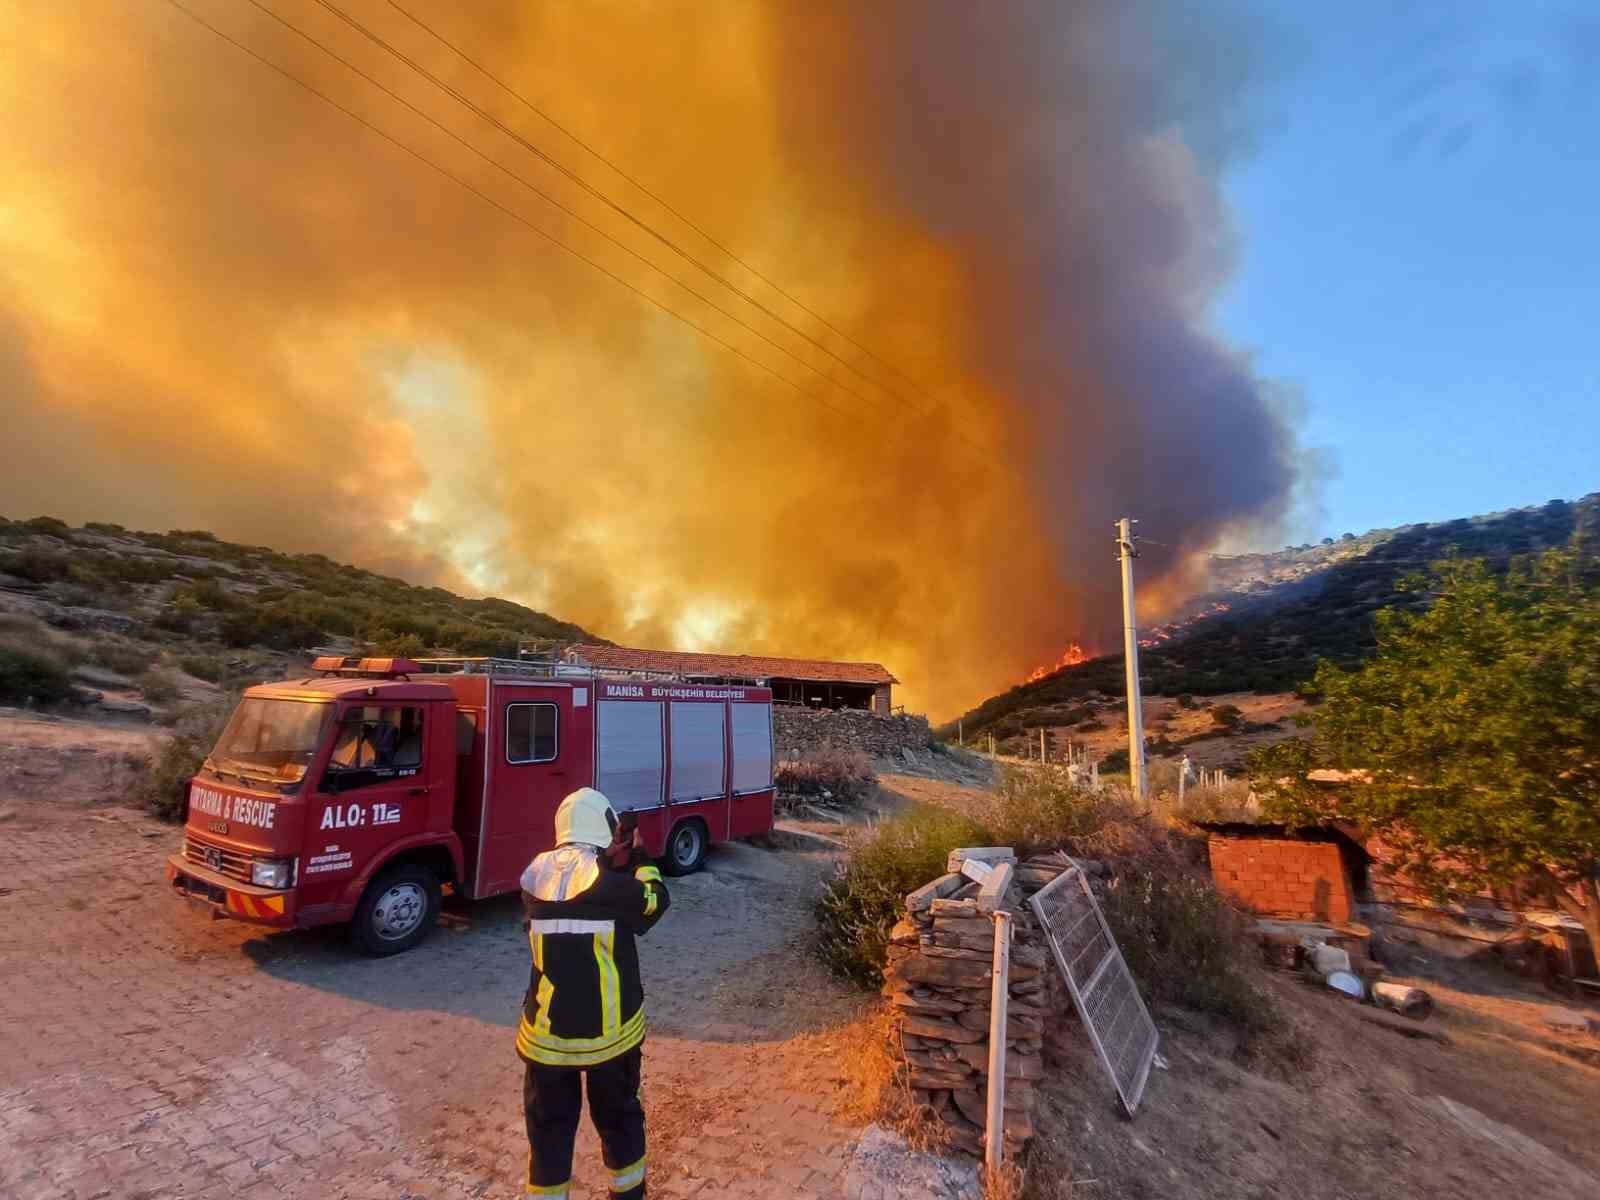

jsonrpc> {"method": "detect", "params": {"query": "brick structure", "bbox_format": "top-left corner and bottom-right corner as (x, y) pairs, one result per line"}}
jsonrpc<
(1207, 835), (1355, 923)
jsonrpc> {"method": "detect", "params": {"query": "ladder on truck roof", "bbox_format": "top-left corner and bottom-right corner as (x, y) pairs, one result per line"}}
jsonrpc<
(412, 657), (771, 687)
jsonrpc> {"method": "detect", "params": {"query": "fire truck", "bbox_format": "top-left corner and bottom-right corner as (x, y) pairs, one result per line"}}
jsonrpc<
(166, 656), (776, 954)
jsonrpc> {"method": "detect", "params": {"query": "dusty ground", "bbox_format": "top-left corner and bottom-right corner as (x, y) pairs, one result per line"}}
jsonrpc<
(0, 711), (869, 1200)
(1033, 956), (1600, 1199)
(1032, 691), (1309, 774)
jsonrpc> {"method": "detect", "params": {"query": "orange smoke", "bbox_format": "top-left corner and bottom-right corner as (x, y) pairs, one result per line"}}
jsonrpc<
(0, 2), (1297, 719)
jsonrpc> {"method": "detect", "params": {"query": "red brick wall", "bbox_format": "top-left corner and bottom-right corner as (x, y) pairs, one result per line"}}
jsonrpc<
(1207, 835), (1353, 923)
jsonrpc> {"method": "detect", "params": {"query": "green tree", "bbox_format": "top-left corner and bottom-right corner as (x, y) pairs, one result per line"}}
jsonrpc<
(1250, 548), (1600, 950)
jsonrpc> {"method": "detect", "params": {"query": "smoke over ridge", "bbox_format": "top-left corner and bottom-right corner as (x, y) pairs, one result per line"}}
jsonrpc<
(0, 0), (1299, 715)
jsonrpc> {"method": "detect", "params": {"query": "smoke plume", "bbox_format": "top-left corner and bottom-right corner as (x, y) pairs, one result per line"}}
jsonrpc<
(0, 0), (1298, 715)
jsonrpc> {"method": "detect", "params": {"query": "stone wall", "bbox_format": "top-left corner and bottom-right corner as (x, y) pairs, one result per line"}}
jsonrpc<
(881, 852), (1070, 1156)
(774, 706), (933, 762)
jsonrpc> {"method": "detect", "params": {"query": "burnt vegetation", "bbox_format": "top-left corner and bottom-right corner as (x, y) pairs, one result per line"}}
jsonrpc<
(945, 494), (1598, 744)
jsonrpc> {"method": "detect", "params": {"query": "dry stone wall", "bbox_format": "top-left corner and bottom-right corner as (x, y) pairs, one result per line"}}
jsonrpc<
(774, 706), (934, 761)
(881, 851), (1071, 1156)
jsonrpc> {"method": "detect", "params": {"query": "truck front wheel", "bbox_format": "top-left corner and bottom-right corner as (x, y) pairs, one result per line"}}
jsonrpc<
(352, 863), (440, 956)
(662, 819), (708, 876)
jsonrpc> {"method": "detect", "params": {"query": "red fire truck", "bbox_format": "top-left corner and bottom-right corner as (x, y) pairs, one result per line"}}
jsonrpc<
(166, 656), (775, 954)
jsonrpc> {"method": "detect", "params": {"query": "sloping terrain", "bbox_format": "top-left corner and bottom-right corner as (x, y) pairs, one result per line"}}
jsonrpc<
(946, 492), (1597, 749)
(0, 514), (600, 715)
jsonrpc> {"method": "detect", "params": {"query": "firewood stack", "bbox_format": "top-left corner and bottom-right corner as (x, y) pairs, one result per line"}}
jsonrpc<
(881, 848), (1072, 1156)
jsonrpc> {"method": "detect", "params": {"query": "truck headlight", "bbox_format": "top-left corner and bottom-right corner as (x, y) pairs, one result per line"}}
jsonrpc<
(251, 859), (291, 889)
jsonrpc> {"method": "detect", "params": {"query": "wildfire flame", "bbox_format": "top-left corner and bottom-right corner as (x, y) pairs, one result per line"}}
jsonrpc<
(1025, 642), (1088, 683)
(1138, 600), (1234, 648)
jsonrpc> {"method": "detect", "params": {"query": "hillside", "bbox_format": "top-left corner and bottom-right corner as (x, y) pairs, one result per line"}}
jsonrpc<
(0, 515), (599, 714)
(945, 492), (1598, 752)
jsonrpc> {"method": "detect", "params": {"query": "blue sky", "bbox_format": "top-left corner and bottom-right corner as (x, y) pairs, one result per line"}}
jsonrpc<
(1213, 2), (1600, 540)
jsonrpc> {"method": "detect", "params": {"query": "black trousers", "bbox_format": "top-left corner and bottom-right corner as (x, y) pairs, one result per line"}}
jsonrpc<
(523, 1047), (646, 1198)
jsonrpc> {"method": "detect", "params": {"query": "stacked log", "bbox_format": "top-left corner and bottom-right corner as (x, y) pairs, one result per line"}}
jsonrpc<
(881, 849), (1073, 1155)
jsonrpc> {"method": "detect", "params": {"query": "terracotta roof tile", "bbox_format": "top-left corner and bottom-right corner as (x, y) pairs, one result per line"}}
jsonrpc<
(565, 644), (897, 686)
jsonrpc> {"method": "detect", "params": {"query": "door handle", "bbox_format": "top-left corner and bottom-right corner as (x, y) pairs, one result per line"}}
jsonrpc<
(408, 786), (429, 796)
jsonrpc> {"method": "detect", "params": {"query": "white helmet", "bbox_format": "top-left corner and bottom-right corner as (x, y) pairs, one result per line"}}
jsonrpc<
(554, 787), (618, 849)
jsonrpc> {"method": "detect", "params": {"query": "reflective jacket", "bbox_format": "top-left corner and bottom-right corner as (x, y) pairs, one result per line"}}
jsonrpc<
(515, 845), (670, 1067)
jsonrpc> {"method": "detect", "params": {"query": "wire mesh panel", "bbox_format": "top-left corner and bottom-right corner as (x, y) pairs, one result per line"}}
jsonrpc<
(1028, 865), (1159, 1115)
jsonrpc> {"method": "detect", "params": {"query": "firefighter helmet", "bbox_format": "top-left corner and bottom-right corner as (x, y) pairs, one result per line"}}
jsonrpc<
(554, 787), (618, 849)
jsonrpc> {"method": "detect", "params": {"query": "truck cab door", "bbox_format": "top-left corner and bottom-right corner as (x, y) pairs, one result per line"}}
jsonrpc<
(304, 702), (431, 888)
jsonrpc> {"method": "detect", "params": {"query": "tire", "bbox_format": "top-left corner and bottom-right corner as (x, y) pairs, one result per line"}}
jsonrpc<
(352, 863), (440, 956)
(661, 819), (708, 876)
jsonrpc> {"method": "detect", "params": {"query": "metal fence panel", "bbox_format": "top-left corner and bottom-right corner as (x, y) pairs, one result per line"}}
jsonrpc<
(1028, 865), (1159, 1115)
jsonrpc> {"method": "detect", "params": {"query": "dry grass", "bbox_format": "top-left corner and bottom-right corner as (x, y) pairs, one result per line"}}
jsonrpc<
(982, 1161), (1025, 1200)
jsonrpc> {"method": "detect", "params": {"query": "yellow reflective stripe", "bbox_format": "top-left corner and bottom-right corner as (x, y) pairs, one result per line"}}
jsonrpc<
(532, 933), (555, 1037)
(642, 886), (658, 917)
(525, 1181), (570, 1197)
(609, 1154), (647, 1192)
(634, 865), (662, 884)
(595, 928), (621, 1036)
(517, 1008), (646, 1066)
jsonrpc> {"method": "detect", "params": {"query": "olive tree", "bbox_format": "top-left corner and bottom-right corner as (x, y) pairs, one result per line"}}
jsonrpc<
(1250, 548), (1600, 951)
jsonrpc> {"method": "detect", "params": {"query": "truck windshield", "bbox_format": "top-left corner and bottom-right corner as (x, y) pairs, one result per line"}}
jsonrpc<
(204, 698), (333, 787)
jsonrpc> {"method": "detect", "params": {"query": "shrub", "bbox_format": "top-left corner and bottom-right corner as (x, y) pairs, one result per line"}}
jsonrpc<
(136, 695), (237, 820)
(137, 669), (181, 704)
(0, 638), (73, 705)
(1209, 703), (1244, 731)
(178, 654), (225, 683)
(90, 639), (153, 676)
(1100, 858), (1281, 1035)
(221, 606), (324, 651)
(815, 805), (990, 986)
(776, 749), (876, 807)
(6, 546), (72, 583)
(982, 767), (1114, 855)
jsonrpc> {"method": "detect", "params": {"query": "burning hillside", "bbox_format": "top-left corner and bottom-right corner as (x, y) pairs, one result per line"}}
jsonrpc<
(1025, 642), (1090, 684)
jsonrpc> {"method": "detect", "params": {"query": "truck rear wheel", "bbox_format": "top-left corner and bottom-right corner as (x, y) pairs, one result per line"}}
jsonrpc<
(662, 819), (708, 876)
(352, 863), (440, 956)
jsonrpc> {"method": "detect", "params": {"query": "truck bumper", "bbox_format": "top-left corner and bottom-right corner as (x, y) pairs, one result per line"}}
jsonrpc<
(166, 855), (297, 928)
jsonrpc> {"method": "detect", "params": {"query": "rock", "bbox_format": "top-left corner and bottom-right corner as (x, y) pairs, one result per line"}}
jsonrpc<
(900, 747), (920, 766)
(69, 686), (104, 706)
(902, 1015), (987, 1044)
(1541, 1006), (1598, 1034)
(947, 847), (1017, 872)
(956, 1009), (991, 1032)
(907, 1068), (975, 1090)
(97, 697), (152, 719)
(843, 1124), (980, 1200)
(889, 918), (921, 945)
(929, 898), (980, 918)
(888, 990), (966, 1015)
(72, 665), (134, 690)
(907, 872), (965, 914)
(921, 945), (996, 963)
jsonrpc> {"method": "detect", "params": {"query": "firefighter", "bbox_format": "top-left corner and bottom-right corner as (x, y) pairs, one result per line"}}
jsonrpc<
(517, 787), (670, 1199)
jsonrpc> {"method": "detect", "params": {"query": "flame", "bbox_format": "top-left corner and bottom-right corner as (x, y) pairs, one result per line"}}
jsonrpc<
(1025, 642), (1088, 683)
(1138, 600), (1234, 648)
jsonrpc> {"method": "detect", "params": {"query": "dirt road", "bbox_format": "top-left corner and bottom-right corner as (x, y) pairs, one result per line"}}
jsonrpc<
(0, 713), (868, 1200)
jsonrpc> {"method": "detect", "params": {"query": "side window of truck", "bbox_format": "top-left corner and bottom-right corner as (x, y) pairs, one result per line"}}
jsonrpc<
(506, 703), (558, 764)
(325, 705), (424, 791)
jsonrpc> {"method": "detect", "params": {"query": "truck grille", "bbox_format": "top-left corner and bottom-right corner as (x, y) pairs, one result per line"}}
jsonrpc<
(182, 833), (255, 885)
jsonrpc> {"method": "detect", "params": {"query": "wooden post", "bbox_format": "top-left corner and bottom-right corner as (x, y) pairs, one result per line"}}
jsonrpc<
(959, 719), (964, 746)
(985, 909), (1012, 1169)
(1039, 728), (1046, 763)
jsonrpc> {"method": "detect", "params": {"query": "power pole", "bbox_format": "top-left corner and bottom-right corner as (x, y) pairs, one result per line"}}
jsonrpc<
(1116, 517), (1148, 809)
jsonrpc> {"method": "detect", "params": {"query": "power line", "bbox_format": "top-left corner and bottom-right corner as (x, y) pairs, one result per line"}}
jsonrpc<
(315, 0), (992, 451)
(241, 0), (906, 429)
(388, 0), (935, 404)
(160, 0), (860, 427)
(323, 0), (907, 419)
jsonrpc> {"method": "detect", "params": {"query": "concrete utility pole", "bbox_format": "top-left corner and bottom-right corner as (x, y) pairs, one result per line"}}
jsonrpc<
(1116, 517), (1148, 809)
